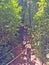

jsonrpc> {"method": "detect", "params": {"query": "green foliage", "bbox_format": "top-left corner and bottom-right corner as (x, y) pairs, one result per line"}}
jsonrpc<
(0, 0), (22, 33)
(0, 0), (49, 64)
(31, 0), (49, 61)
(0, 1), (22, 64)
(33, 0), (47, 20)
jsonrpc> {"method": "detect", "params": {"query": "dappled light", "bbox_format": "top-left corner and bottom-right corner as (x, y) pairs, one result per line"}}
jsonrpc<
(0, 0), (49, 65)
